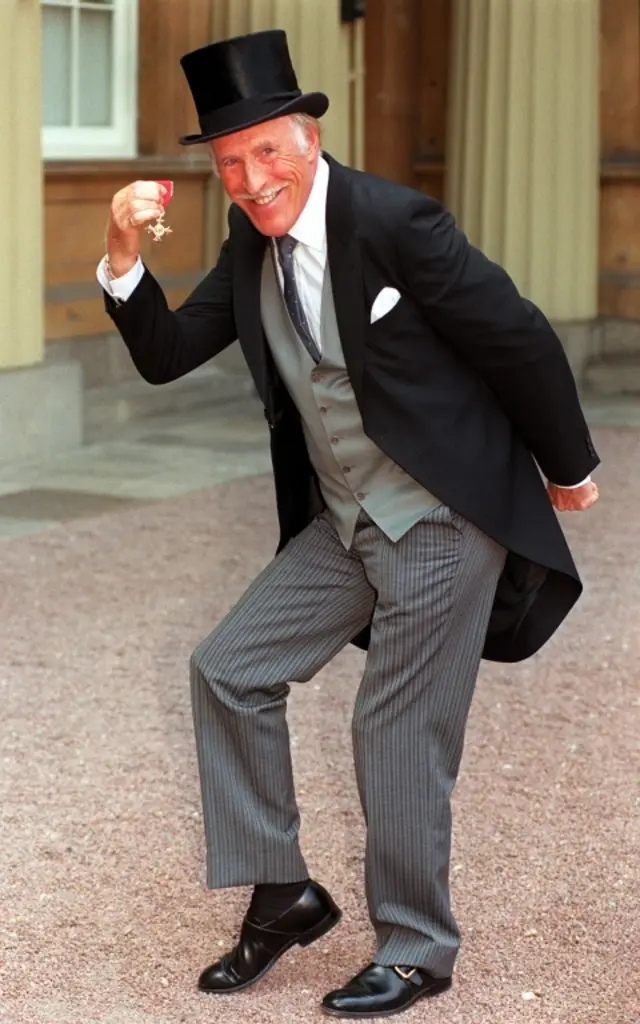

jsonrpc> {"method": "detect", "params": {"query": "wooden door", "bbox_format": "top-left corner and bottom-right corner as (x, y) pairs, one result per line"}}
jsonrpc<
(364, 0), (451, 200)
(600, 0), (640, 318)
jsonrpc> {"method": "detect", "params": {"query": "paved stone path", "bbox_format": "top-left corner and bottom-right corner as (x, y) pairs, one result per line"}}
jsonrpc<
(0, 401), (638, 1024)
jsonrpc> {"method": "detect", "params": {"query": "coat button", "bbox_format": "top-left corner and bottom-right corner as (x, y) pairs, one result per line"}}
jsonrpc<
(319, 406), (328, 414)
(330, 436), (340, 445)
(356, 492), (366, 500)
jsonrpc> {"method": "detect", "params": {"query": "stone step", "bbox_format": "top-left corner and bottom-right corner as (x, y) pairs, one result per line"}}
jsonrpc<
(598, 318), (640, 359)
(84, 362), (256, 444)
(583, 355), (640, 396)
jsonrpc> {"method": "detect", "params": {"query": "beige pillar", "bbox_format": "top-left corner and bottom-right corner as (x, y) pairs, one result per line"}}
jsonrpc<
(0, 0), (44, 369)
(445, 0), (600, 322)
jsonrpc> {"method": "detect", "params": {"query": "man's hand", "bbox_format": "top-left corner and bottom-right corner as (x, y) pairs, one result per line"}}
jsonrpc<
(547, 480), (599, 512)
(105, 180), (168, 278)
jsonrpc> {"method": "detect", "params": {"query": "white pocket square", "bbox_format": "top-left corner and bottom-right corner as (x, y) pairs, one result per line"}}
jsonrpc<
(370, 287), (401, 324)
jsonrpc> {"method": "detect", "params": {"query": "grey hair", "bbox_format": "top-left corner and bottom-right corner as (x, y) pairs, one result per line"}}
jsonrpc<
(290, 113), (322, 151)
(211, 113), (321, 177)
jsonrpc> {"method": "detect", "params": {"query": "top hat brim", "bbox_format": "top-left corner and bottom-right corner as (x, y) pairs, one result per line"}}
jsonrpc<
(178, 91), (329, 146)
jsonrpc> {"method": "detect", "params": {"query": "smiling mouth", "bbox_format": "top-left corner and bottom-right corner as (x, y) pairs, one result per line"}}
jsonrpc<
(252, 186), (287, 206)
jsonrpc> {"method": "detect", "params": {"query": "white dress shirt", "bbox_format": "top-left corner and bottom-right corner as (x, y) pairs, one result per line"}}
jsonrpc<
(96, 156), (589, 487)
(269, 154), (328, 351)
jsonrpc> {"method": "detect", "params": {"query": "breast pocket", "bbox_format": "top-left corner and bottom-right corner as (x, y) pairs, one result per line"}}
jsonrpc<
(366, 290), (428, 347)
(369, 286), (402, 325)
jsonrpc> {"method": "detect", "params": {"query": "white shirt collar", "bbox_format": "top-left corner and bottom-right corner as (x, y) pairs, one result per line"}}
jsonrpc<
(287, 155), (329, 253)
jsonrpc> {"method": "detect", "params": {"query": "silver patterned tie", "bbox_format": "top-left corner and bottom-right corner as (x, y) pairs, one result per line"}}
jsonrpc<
(275, 235), (321, 364)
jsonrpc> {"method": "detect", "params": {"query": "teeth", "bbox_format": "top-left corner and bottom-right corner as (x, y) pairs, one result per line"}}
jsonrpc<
(254, 189), (280, 205)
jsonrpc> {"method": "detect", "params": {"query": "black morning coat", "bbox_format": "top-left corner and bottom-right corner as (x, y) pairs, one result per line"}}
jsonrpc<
(105, 154), (600, 663)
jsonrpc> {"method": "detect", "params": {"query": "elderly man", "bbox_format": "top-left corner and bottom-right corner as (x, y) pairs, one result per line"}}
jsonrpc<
(98, 30), (599, 1020)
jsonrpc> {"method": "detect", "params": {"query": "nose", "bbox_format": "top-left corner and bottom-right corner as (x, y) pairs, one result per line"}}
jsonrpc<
(242, 158), (269, 197)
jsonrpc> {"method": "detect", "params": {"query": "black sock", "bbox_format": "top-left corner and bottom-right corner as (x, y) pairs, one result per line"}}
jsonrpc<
(249, 879), (310, 923)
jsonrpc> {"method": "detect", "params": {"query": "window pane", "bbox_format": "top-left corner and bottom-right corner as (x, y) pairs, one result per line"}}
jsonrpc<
(78, 9), (113, 126)
(42, 6), (72, 126)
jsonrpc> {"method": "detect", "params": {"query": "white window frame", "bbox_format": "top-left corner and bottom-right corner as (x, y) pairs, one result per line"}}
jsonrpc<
(42, 0), (139, 161)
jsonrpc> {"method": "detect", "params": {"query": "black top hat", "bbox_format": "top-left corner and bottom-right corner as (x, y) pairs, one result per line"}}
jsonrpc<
(178, 30), (329, 145)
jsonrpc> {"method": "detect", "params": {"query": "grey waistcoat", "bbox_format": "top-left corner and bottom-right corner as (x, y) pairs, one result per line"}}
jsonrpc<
(260, 249), (441, 549)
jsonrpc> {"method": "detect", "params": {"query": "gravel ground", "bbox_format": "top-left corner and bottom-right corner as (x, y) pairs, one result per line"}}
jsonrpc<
(1, 426), (638, 1024)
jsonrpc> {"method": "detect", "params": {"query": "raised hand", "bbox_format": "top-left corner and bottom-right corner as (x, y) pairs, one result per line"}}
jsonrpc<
(105, 180), (171, 277)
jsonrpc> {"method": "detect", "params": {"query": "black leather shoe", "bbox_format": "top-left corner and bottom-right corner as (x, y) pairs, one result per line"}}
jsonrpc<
(321, 963), (452, 1018)
(198, 880), (341, 994)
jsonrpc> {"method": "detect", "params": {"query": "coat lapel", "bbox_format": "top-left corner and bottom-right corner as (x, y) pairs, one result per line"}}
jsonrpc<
(231, 210), (270, 404)
(325, 155), (366, 404)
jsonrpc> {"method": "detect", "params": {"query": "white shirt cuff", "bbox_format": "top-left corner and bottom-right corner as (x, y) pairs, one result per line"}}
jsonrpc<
(97, 256), (145, 303)
(550, 475), (591, 489)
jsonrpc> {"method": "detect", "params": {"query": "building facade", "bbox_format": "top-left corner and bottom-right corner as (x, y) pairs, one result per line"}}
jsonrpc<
(365, 0), (640, 395)
(0, 0), (636, 462)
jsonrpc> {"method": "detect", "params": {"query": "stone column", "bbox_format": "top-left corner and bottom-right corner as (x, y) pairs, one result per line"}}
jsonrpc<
(0, 0), (44, 369)
(445, 0), (600, 327)
(0, 2), (83, 461)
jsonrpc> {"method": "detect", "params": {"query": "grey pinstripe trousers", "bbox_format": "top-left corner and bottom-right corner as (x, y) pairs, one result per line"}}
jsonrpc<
(190, 506), (506, 975)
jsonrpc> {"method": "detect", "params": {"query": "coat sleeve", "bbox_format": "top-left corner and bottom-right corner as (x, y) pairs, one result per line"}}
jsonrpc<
(103, 237), (236, 385)
(396, 195), (600, 487)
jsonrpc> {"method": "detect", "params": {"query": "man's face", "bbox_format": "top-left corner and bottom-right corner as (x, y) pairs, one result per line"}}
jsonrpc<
(210, 116), (320, 237)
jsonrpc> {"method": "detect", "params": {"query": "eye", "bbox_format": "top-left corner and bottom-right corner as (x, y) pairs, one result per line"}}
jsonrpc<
(262, 147), (276, 157)
(221, 158), (237, 168)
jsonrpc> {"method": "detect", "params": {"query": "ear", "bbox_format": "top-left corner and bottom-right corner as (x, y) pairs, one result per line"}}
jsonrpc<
(306, 122), (321, 163)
